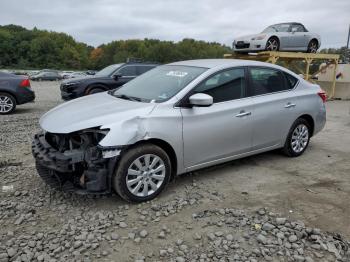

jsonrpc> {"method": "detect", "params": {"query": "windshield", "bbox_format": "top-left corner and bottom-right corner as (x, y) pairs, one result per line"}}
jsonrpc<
(112, 65), (207, 103)
(95, 64), (123, 77)
(262, 24), (290, 33)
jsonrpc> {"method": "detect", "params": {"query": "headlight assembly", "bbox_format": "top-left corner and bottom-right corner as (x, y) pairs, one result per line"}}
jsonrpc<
(251, 34), (266, 40)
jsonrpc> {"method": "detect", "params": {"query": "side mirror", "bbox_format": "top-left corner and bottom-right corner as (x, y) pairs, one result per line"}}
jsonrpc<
(113, 73), (122, 80)
(188, 93), (213, 107)
(291, 28), (297, 33)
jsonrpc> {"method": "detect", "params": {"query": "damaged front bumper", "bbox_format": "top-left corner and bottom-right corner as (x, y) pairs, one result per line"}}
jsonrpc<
(32, 131), (120, 195)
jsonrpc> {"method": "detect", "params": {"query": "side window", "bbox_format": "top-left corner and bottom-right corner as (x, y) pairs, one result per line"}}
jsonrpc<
(136, 66), (154, 75)
(117, 66), (136, 77)
(249, 68), (287, 95)
(194, 68), (246, 103)
(291, 24), (304, 32)
(284, 72), (298, 89)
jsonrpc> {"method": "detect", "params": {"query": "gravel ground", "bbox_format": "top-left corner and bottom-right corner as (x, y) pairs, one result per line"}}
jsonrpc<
(0, 81), (349, 262)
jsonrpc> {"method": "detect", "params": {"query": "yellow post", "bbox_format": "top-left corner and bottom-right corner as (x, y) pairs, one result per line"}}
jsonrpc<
(305, 58), (313, 81)
(330, 59), (339, 99)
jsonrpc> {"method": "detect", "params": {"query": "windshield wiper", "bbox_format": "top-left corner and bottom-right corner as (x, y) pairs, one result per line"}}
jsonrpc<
(114, 94), (142, 102)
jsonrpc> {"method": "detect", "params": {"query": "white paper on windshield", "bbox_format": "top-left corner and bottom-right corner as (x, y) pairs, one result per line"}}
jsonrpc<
(166, 71), (188, 77)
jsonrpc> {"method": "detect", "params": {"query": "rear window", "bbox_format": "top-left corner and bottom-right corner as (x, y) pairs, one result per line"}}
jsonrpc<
(249, 68), (287, 95)
(284, 73), (298, 89)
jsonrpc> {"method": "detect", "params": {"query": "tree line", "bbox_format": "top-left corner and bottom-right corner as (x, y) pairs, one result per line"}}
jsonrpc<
(0, 24), (231, 70)
(1, 24), (348, 71)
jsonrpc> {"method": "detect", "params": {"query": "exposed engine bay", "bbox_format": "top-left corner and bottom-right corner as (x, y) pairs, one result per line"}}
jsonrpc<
(32, 128), (120, 194)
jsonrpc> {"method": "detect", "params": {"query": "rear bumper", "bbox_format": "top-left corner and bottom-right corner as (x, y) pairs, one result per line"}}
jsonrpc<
(32, 132), (117, 194)
(16, 87), (35, 104)
(313, 104), (326, 135)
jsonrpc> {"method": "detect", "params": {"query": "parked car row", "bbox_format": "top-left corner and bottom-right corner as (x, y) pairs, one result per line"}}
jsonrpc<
(0, 62), (159, 113)
(30, 71), (62, 81)
(0, 69), (96, 80)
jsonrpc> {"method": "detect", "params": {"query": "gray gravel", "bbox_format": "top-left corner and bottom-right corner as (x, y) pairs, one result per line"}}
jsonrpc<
(0, 82), (349, 261)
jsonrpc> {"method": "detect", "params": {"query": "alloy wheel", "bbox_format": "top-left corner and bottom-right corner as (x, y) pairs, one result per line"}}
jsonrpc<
(126, 154), (166, 197)
(291, 124), (309, 153)
(0, 95), (14, 113)
(308, 42), (318, 53)
(266, 39), (279, 51)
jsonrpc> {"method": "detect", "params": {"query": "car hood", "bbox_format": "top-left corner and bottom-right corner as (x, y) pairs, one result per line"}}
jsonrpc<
(62, 75), (107, 84)
(235, 34), (264, 41)
(40, 92), (156, 134)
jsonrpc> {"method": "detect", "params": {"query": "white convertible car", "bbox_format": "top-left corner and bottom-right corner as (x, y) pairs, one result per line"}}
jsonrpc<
(233, 22), (321, 53)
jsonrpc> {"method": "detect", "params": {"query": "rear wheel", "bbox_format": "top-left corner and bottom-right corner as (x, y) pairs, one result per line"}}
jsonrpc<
(0, 92), (16, 115)
(265, 37), (279, 51)
(283, 118), (311, 157)
(307, 40), (318, 53)
(113, 144), (171, 202)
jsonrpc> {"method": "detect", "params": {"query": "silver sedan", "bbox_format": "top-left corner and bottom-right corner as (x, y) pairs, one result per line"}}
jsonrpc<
(233, 22), (321, 53)
(33, 59), (326, 202)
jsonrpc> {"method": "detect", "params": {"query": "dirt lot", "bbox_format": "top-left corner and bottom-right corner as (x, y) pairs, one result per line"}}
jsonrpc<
(0, 81), (349, 262)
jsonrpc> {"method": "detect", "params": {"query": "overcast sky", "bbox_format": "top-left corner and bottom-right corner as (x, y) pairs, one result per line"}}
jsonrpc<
(0, 0), (349, 48)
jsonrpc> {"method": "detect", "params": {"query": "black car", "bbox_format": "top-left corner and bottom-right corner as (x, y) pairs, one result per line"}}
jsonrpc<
(60, 62), (158, 100)
(31, 71), (62, 81)
(0, 72), (35, 114)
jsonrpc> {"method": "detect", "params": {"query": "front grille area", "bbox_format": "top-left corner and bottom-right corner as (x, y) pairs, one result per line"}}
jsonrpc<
(235, 42), (250, 49)
(60, 84), (74, 92)
(45, 130), (106, 153)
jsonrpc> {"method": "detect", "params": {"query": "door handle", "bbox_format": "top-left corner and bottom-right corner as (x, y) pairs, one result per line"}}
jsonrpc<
(235, 111), (251, 117)
(284, 103), (296, 108)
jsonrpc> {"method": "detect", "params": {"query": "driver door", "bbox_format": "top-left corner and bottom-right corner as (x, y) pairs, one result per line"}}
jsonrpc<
(112, 65), (137, 89)
(288, 24), (308, 49)
(181, 68), (254, 170)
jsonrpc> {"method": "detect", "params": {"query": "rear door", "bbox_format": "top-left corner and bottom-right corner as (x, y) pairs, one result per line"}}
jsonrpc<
(181, 67), (254, 169)
(247, 67), (299, 150)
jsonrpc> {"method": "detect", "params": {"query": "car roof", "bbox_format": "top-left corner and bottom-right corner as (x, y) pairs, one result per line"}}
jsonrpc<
(167, 59), (282, 69)
(272, 22), (303, 26)
(124, 62), (159, 66)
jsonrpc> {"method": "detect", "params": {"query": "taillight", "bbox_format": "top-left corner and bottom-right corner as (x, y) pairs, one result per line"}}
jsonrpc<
(19, 79), (31, 88)
(318, 90), (327, 103)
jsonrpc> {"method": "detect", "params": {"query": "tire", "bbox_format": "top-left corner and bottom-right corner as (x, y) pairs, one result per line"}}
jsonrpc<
(265, 37), (279, 51)
(113, 144), (172, 202)
(307, 40), (318, 53)
(283, 118), (311, 157)
(0, 92), (16, 115)
(87, 87), (105, 95)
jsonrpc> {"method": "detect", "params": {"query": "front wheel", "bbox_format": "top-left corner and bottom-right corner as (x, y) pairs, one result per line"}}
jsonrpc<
(265, 37), (279, 51)
(283, 119), (311, 157)
(113, 144), (171, 202)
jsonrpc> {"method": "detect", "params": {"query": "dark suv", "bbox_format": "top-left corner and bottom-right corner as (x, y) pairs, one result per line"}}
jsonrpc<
(60, 62), (159, 100)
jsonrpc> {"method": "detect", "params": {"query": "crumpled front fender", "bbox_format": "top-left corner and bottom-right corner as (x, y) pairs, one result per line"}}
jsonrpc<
(99, 116), (151, 147)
